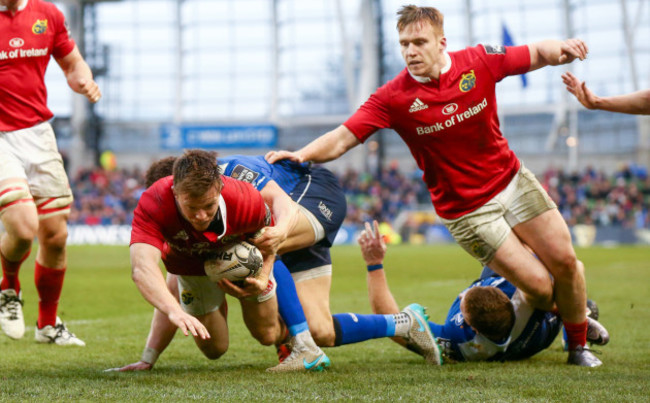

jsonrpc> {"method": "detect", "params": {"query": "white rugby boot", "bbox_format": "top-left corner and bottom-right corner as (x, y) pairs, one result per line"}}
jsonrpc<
(0, 288), (25, 339)
(267, 332), (330, 373)
(35, 316), (86, 346)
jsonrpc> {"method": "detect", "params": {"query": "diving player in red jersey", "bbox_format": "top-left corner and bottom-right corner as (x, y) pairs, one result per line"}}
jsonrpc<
(266, 5), (600, 366)
(0, 0), (101, 345)
(129, 149), (329, 371)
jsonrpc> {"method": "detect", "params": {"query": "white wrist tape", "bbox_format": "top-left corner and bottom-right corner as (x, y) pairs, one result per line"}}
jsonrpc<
(141, 347), (160, 365)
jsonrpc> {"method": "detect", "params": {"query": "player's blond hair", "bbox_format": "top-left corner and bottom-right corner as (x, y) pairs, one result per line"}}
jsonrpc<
(172, 149), (221, 197)
(396, 5), (444, 36)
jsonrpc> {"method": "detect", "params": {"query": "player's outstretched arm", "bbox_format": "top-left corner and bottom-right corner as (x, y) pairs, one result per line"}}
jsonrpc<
(265, 125), (361, 164)
(528, 39), (588, 72)
(114, 274), (181, 371)
(130, 243), (210, 340)
(56, 46), (102, 103)
(358, 221), (399, 315)
(562, 72), (650, 115)
(112, 308), (173, 371)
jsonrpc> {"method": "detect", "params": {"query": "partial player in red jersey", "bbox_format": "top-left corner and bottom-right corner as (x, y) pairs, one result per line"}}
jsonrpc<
(127, 149), (328, 372)
(267, 5), (601, 366)
(0, 0), (101, 345)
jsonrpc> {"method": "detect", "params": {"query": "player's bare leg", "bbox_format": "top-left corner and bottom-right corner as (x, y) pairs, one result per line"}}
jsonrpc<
(0, 183), (37, 340)
(513, 209), (600, 367)
(193, 308), (229, 359)
(294, 275), (335, 346)
(488, 232), (555, 311)
(241, 296), (284, 346)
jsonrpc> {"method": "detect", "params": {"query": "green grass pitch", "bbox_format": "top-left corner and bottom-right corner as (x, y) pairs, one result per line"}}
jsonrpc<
(1, 244), (649, 401)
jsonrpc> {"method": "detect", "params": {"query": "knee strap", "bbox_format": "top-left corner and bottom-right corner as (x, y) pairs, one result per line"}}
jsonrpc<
(35, 194), (73, 220)
(0, 182), (34, 215)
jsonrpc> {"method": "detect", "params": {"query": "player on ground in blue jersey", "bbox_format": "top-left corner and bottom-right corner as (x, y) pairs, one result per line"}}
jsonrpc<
(113, 155), (441, 373)
(359, 220), (609, 362)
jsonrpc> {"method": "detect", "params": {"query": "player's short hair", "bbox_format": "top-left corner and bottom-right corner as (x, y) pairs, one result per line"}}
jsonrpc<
(145, 156), (177, 188)
(172, 149), (221, 197)
(396, 5), (444, 35)
(462, 286), (515, 342)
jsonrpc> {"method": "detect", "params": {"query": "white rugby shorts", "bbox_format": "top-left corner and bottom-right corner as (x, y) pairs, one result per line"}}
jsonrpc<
(440, 163), (556, 266)
(178, 271), (277, 316)
(0, 122), (71, 198)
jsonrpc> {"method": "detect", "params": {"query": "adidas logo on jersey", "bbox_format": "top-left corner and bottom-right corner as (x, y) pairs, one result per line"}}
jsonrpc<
(409, 98), (429, 113)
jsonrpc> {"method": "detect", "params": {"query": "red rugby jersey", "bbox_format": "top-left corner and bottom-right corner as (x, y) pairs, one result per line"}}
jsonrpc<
(131, 176), (271, 276)
(0, 0), (75, 131)
(344, 45), (530, 219)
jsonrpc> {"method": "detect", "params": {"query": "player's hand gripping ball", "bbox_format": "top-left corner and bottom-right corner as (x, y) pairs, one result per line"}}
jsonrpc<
(204, 241), (263, 283)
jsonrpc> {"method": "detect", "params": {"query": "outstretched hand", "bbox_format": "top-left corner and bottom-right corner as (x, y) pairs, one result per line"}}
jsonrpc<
(104, 361), (154, 372)
(557, 38), (588, 64)
(167, 310), (210, 340)
(562, 71), (598, 109)
(357, 220), (387, 266)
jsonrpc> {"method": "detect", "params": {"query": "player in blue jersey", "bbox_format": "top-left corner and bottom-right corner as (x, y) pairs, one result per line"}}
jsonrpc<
(113, 155), (441, 372)
(359, 220), (609, 362)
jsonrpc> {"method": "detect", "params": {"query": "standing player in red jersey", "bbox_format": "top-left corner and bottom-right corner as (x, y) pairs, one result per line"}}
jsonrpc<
(0, 0), (101, 344)
(128, 149), (330, 372)
(267, 5), (601, 366)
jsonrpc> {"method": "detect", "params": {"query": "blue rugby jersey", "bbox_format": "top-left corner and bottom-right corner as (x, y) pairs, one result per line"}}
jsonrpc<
(432, 276), (560, 362)
(218, 155), (310, 193)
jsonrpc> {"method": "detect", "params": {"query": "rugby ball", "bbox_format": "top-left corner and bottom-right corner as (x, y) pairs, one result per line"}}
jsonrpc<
(204, 241), (263, 283)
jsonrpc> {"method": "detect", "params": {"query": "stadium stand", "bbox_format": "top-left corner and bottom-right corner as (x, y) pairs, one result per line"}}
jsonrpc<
(67, 163), (649, 231)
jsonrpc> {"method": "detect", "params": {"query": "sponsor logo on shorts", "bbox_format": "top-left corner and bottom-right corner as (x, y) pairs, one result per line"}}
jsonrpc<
(318, 201), (333, 221)
(9, 38), (24, 48)
(471, 240), (487, 260)
(230, 165), (260, 184)
(32, 19), (48, 35)
(459, 70), (476, 92)
(181, 291), (194, 305)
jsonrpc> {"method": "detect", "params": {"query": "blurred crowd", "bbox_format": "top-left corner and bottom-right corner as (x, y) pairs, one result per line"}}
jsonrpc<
(541, 164), (650, 229)
(68, 167), (144, 226)
(67, 162), (650, 230)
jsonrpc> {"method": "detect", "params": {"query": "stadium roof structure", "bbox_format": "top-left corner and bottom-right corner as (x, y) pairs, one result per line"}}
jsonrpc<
(48, 0), (649, 174)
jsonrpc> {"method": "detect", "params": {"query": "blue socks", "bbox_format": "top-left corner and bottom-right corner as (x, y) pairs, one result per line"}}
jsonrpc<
(275, 259), (410, 346)
(332, 313), (402, 345)
(273, 260), (309, 336)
